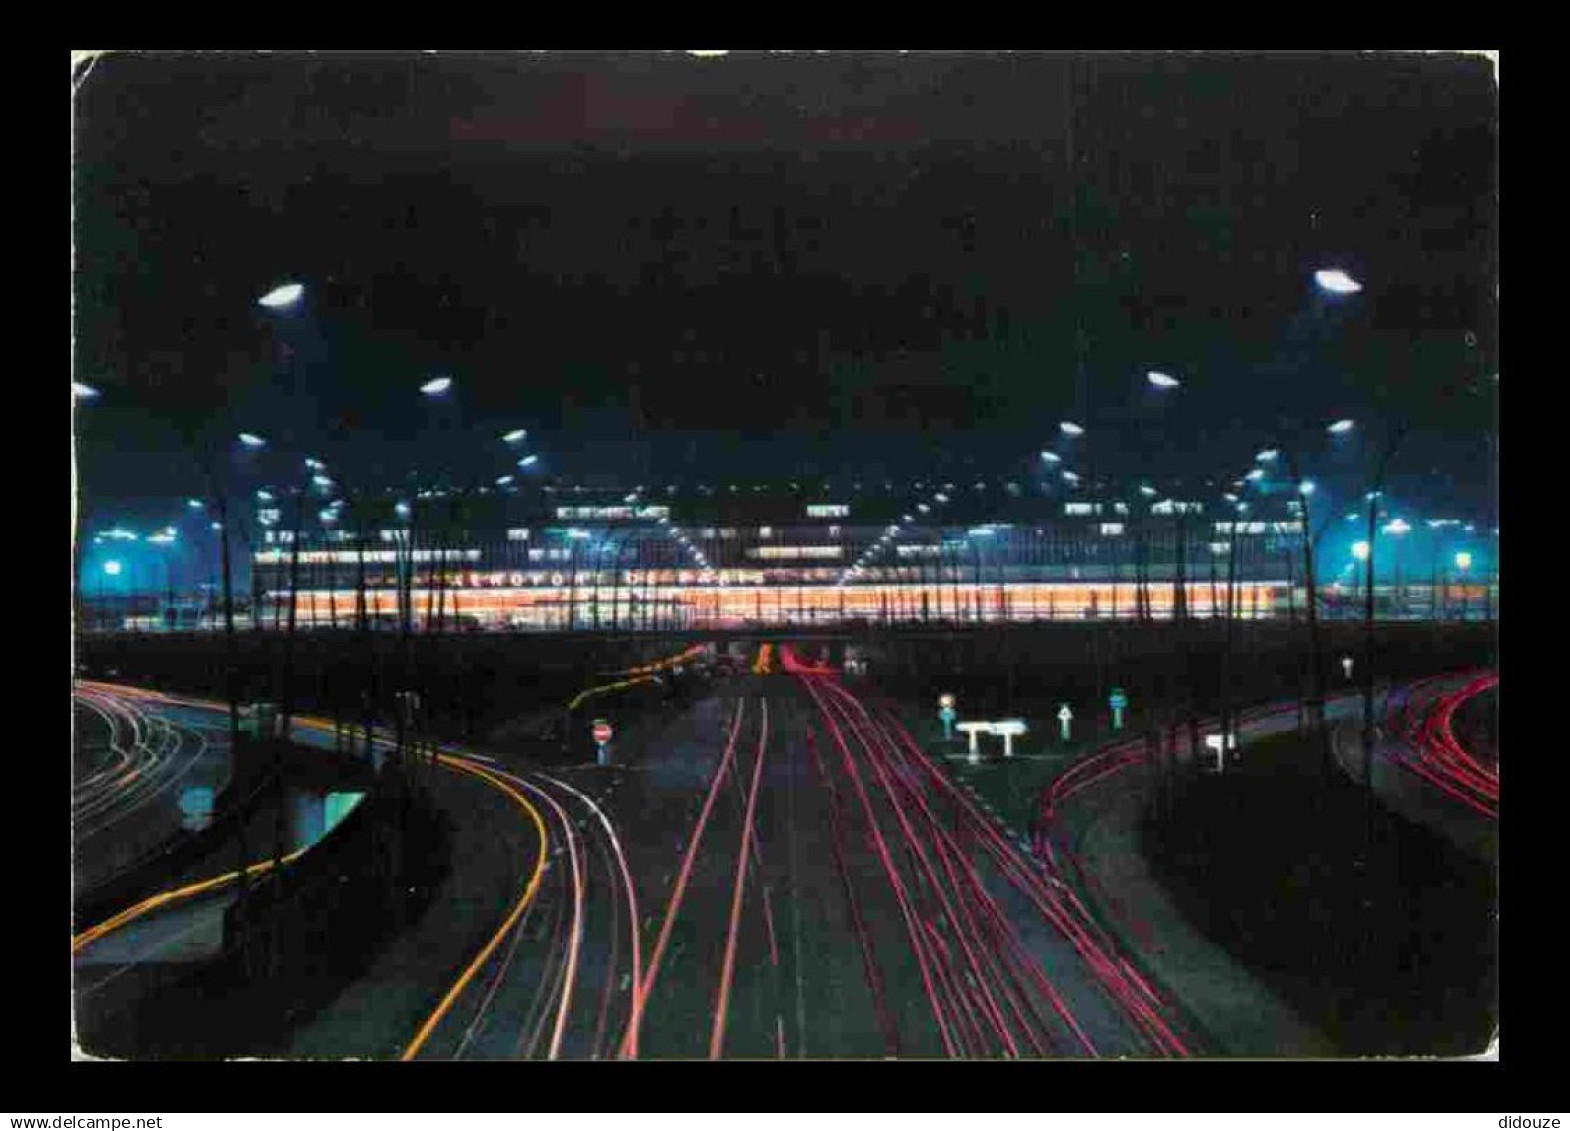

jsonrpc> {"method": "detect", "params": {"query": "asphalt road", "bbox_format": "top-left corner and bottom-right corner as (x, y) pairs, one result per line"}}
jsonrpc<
(405, 650), (1191, 1059)
(72, 657), (1223, 1059)
(73, 683), (235, 893)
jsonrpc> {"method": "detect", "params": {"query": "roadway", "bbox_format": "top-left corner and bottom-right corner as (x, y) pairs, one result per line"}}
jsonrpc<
(396, 641), (1189, 1059)
(1329, 669), (1497, 861)
(73, 683), (235, 894)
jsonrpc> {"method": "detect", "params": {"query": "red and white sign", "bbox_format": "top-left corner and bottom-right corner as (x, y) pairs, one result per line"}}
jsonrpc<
(592, 720), (613, 745)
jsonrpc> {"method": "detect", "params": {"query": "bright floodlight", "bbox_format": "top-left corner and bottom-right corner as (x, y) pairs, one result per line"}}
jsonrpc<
(517, 454), (539, 468)
(1059, 421), (1085, 437)
(1314, 269), (1363, 295)
(1298, 480), (1316, 496)
(73, 382), (100, 400)
(103, 559), (122, 576)
(1327, 419), (1356, 434)
(257, 282), (304, 309)
(420, 376), (453, 396)
(503, 429), (528, 443)
(1455, 551), (1473, 571)
(1040, 451), (1061, 464)
(238, 432), (267, 448)
(1352, 541), (1370, 561)
(1147, 371), (1180, 389)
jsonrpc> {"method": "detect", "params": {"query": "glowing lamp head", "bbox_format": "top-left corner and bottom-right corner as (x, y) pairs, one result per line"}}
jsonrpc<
(502, 429), (528, 444)
(1040, 451), (1061, 464)
(1255, 449), (1279, 463)
(1352, 541), (1370, 561)
(1059, 420), (1084, 437)
(420, 376), (453, 396)
(103, 559), (122, 576)
(1455, 551), (1473, 571)
(73, 382), (100, 400)
(1298, 480), (1316, 496)
(1314, 269), (1363, 295)
(1327, 419), (1356, 435)
(238, 432), (267, 449)
(517, 454), (539, 468)
(257, 282), (304, 309)
(1146, 370), (1180, 389)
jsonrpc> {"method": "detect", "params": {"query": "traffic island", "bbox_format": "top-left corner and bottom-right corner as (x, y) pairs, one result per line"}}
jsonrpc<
(1140, 728), (1497, 1056)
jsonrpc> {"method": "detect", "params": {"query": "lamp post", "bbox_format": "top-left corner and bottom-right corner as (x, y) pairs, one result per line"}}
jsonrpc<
(1456, 550), (1473, 621)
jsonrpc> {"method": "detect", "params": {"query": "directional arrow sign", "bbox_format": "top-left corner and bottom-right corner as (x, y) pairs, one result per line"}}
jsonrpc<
(1057, 704), (1073, 742)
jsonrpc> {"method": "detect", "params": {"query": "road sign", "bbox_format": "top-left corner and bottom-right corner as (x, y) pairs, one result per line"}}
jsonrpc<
(592, 719), (613, 745)
(1057, 704), (1073, 742)
(1108, 687), (1128, 730)
(939, 702), (957, 739)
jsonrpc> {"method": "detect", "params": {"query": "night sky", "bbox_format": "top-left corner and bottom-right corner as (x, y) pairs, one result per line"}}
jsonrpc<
(73, 51), (1497, 523)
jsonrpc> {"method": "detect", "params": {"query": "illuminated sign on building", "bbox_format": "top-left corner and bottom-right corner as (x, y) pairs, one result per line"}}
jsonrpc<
(1213, 521), (1304, 535)
(554, 506), (670, 521)
(253, 549), (484, 564)
(747, 546), (845, 560)
(1065, 503), (1102, 516)
(806, 504), (850, 518)
(1152, 500), (1205, 515)
(1099, 523), (1125, 536)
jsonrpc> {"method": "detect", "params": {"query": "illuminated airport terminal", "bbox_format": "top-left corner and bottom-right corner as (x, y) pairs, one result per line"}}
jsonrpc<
(237, 479), (1310, 630)
(79, 475), (1498, 632)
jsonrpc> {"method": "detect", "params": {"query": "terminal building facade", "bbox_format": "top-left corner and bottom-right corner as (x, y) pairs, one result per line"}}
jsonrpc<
(248, 479), (1306, 630)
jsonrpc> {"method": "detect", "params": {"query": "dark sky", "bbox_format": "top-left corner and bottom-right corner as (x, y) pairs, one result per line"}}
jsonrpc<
(73, 51), (1497, 519)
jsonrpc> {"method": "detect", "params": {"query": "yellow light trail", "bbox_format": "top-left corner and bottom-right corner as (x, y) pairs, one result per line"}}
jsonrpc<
(72, 688), (555, 1066)
(399, 753), (550, 1061)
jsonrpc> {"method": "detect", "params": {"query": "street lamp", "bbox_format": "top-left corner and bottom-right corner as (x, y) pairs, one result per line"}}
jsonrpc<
(238, 432), (268, 449)
(1146, 371), (1180, 389)
(1059, 421), (1085, 437)
(502, 429), (528, 444)
(419, 376), (453, 397)
(1313, 268), (1363, 295)
(73, 382), (100, 400)
(1327, 419), (1356, 435)
(257, 282), (305, 309)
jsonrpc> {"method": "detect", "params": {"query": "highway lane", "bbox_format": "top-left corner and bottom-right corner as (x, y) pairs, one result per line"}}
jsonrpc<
(1380, 671), (1498, 818)
(73, 683), (234, 893)
(86, 657), (1370, 1060)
